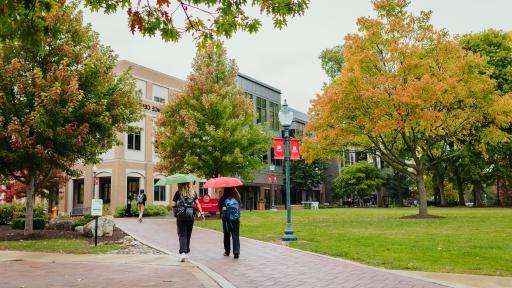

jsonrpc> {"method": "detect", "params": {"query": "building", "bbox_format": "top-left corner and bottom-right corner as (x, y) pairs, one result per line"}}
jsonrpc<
(60, 61), (293, 214)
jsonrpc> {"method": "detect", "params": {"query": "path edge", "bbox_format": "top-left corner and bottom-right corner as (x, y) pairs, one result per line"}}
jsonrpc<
(194, 226), (470, 288)
(115, 224), (236, 288)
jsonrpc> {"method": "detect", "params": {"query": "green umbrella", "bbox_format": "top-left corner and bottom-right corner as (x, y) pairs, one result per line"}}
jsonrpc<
(155, 174), (201, 186)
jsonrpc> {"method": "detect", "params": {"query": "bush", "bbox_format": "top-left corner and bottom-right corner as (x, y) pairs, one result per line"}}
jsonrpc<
(114, 204), (168, 217)
(11, 218), (46, 230)
(0, 203), (42, 225)
(72, 214), (94, 229)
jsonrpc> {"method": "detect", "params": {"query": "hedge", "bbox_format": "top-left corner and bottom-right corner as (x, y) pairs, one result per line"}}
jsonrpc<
(0, 203), (47, 225)
(71, 214), (95, 229)
(11, 218), (46, 230)
(114, 204), (169, 217)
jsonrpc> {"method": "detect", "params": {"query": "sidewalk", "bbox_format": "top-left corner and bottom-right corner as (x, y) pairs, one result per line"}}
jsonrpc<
(115, 218), (454, 288)
(0, 251), (219, 288)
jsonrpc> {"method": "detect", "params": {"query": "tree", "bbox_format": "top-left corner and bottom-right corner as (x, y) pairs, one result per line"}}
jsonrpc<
(303, 0), (512, 217)
(0, 3), (142, 234)
(459, 30), (512, 206)
(1, 0), (309, 44)
(334, 162), (384, 203)
(319, 45), (344, 82)
(290, 159), (327, 201)
(155, 43), (270, 180)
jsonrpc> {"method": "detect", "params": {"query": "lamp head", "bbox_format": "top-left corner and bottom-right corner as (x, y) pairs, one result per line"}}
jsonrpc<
(278, 99), (294, 127)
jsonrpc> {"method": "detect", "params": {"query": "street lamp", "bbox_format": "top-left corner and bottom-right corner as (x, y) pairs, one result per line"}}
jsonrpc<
(278, 100), (297, 241)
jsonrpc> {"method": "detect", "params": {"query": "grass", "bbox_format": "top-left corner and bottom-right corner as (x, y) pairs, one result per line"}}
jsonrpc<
(0, 239), (125, 254)
(196, 207), (512, 276)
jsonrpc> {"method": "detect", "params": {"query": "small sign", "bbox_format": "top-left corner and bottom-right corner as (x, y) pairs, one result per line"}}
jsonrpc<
(290, 139), (301, 160)
(198, 195), (219, 213)
(274, 138), (284, 160)
(95, 177), (99, 185)
(91, 199), (103, 216)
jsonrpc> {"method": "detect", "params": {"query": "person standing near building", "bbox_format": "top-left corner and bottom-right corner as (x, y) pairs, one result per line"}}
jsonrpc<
(218, 187), (241, 259)
(137, 189), (147, 223)
(173, 182), (205, 262)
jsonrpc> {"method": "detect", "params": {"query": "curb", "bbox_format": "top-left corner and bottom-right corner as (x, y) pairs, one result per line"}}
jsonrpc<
(115, 224), (236, 288)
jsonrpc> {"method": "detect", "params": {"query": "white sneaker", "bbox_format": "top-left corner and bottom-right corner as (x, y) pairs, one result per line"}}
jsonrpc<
(185, 253), (189, 260)
(180, 253), (186, 262)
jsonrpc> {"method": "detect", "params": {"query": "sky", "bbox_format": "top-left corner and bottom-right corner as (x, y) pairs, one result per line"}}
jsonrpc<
(82, 0), (512, 113)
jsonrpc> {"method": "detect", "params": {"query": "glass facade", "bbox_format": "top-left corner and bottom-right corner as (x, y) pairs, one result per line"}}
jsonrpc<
(269, 102), (279, 131)
(256, 97), (267, 124)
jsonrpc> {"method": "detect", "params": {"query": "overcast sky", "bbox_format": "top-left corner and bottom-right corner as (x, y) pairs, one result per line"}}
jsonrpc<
(83, 0), (512, 113)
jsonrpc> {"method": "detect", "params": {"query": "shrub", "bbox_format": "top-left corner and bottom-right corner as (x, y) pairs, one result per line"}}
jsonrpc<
(72, 214), (94, 229)
(114, 204), (168, 217)
(11, 218), (46, 230)
(0, 203), (49, 225)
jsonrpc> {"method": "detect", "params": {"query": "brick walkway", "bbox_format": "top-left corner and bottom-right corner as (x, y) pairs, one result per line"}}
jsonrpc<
(115, 218), (449, 288)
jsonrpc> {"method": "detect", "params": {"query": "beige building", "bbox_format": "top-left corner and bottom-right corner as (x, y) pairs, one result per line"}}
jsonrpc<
(60, 60), (186, 214)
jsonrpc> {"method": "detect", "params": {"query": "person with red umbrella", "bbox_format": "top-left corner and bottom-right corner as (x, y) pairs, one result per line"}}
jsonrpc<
(204, 177), (243, 259)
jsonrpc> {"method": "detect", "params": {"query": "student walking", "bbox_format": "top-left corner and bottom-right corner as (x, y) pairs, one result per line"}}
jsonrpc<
(173, 182), (205, 262)
(137, 189), (147, 223)
(218, 187), (241, 259)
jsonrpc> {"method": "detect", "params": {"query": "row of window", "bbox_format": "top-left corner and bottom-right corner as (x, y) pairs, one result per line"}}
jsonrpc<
(248, 93), (280, 130)
(136, 79), (169, 104)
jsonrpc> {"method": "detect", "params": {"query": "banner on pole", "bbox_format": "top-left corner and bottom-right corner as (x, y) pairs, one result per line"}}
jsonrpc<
(273, 138), (284, 160)
(290, 139), (301, 160)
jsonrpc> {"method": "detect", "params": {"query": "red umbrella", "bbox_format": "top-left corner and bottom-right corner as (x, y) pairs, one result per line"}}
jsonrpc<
(202, 177), (243, 188)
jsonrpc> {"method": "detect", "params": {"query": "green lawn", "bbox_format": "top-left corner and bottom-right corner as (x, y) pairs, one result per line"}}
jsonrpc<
(196, 208), (512, 276)
(0, 239), (124, 254)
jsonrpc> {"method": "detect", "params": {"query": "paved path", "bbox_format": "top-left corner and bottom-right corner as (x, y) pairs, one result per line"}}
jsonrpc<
(116, 218), (450, 288)
(0, 251), (219, 288)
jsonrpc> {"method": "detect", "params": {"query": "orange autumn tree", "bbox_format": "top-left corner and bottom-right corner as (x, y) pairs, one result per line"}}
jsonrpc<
(304, 0), (512, 217)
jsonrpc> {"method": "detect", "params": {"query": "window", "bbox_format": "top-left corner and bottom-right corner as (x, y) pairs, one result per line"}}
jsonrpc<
(154, 179), (166, 201)
(136, 79), (146, 99)
(256, 97), (267, 124)
(199, 182), (208, 198)
(152, 84), (168, 104)
(99, 177), (111, 204)
(269, 102), (280, 130)
(127, 132), (141, 150)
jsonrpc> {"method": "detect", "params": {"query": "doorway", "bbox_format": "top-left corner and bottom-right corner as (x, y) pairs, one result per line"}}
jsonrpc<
(127, 177), (140, 203)
(72, 179), (84, 208)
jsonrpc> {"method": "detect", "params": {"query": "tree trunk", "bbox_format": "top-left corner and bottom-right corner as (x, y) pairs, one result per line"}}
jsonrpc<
(377, 189), (384, 208)
(454, 167), (465, 206)
(24, 173), (35, 235)
(416, 171), (428, 217)
(473, 181), (483, 207)
(433, 166), (446, 206)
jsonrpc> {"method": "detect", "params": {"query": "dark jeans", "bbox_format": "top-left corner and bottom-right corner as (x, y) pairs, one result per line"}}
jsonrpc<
(223, 218), (240, 255)
(177, 219), (194, 254)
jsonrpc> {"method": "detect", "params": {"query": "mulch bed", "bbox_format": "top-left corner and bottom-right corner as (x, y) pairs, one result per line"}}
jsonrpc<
(400, 214), (445, 219)
(0, 225), (127, 245)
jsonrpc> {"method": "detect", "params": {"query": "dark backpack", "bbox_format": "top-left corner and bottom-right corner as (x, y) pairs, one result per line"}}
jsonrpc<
(223, 197), (240, 221)
(137, 193), (145, 203)
(175, 195), (195, 221)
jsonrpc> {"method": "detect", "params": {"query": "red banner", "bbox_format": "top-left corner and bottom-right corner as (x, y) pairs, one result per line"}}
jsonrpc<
(290, 139), (300, 160)
(198, 194), (219, 213)
(274, 138), (284, 160)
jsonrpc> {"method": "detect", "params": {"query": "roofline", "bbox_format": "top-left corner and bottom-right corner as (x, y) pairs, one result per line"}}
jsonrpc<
(118, 59), (185, 83)
(237, 73), (282, 94)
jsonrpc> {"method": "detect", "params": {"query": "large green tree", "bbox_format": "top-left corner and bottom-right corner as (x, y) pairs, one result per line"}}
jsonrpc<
(319, 45), (344, 82)
(1, 0), (309, 44)
(155, 43), (270, 179)
(304, 0), (512, 217)
(334, 162), (384, 202)
(0, 3), (142, 234)
(459, 30), (512, 206)
(290, 159), (327, 200)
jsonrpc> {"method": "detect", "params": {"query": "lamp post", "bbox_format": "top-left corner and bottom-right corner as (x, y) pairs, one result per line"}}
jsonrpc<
(279, 100), (297, 241)
(269, 164), (277, 211)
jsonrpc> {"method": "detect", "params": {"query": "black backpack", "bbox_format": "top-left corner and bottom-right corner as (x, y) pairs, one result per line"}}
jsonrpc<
(175, 195), (195, 221)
